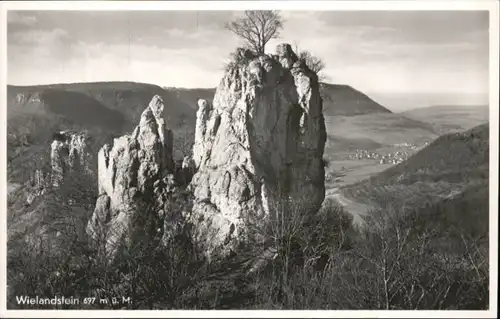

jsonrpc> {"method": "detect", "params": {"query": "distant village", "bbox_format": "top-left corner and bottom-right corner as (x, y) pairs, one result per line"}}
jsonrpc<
(347, 142), (429, 164)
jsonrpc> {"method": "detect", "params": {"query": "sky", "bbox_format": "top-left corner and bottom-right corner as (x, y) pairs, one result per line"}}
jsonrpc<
(7, 10), (490, 111)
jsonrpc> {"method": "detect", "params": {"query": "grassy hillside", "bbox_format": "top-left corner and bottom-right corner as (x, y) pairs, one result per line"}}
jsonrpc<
(342, 123), (489, 211)
(316, 86), (440, 187)
(8, 87), (128, 132)
(166, 87), (216, 111)
(163, 83), (393, 117)
(365, 123), (488, 184)
(320, 83), (392, 116)
(7, 82), (199, 184)
(7, 82), (196, 130)
(401, 104), (489, 134)
(323, 113), (439, 165)
(325, 113), (437, 146)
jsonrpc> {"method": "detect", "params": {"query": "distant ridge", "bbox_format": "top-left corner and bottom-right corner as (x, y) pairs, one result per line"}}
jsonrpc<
(401, 104), (489, 134)
(6, 82), (198, 184)
(165, 87), (216, 110)
(402, 104), (489, 113)
(320, 83), (392, 116)
(7, 81), (196, 129)
(8, 81), (392, 117)
(164, 82), (393, 116)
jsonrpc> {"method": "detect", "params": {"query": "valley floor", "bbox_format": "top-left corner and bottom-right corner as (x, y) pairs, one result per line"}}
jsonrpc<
(324, 159), (389, 225)
(326, 159), (393, 187)
(325, 187), (370, 227)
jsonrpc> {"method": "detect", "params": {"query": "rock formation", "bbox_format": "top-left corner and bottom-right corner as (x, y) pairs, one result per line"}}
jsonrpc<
(188, 44), (327, 257)
(15, 91), (41, 104)
(26, 169), (50, 205)
(182, 155), (196, 182)
(192, 98), (213, 168)
(23, 131), (92, 206)
(86, 95), (176, 260)
(50, 130), (92, 188)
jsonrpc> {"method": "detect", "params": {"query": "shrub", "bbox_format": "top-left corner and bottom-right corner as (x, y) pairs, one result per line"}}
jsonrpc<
(322, 157), (330, 168)
(224, 47), (258, 73)
(249, 194), (488, 310)
(7, 173), (488, 310)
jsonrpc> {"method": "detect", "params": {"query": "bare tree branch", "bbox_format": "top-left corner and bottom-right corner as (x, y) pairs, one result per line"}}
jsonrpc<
(225, 10), (284, 54)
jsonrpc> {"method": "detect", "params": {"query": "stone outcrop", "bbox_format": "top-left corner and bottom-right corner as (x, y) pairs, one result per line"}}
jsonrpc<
(23, 131), (92, 206)
(12, 94), (95, 206)
(86, 95), (176, 260)
(26, 169), (50, 205)
(188, 44), (327, 257)
(192, 99), (213, 168)
(15, 91), (41, 104)
(182, 155), (196, 181)
(50, 130), (92, 188)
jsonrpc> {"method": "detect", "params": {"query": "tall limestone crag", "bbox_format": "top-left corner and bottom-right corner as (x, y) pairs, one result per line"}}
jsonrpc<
(23, 131), (92, 207)
(86, 95), (176, 261)
(51, 131), (93, 188)
(189, 44), (327, 257)
(26, 169), (51, 205)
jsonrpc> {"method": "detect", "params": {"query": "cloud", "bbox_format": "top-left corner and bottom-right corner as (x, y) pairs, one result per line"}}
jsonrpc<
(7, 11), (235, 46)
(6, 10), (489, 101)
(8, 37), (229, 88)
(7, 11), (38, 27)
(314, 10), (489, 43)
(8, 27), (75, 67)
(9, 28), (70, 45)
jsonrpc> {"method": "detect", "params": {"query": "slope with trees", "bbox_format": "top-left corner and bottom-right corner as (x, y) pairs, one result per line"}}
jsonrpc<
(341, 123), (489, 212)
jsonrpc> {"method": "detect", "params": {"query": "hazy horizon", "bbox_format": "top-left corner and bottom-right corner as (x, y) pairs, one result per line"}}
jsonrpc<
(7, 10), (490, 111)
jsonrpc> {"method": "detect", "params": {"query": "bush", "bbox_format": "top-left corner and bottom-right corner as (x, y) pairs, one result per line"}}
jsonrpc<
(224, 47), (258, 73)
(298, 50), (325, 75)
(7, 177), (488, 310)
(249, 198), (355, 308)
(322, 157), (330, 168)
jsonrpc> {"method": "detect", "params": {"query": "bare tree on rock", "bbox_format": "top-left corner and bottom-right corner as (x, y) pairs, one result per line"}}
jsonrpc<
(293, 41), (328, 81)
(299, 50), (326, 75)
(225, 10), (285, 55)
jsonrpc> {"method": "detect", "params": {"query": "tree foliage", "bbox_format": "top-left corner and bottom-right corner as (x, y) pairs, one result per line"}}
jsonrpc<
(225, 10), (285, 54)
(292, 42), (328, 80)
(298, 50), (326, 75)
